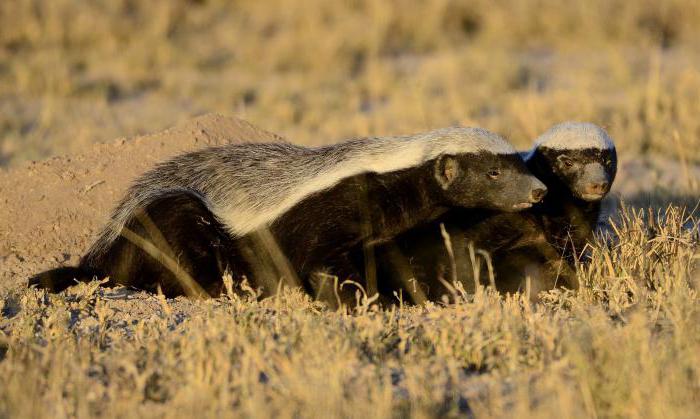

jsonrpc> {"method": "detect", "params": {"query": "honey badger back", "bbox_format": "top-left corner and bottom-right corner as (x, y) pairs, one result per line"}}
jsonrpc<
(30, 127), (546, 299)
(375, 122), (617, 303)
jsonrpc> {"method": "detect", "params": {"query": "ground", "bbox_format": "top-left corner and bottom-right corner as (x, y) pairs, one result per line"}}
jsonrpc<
(1, 1), (699, 417)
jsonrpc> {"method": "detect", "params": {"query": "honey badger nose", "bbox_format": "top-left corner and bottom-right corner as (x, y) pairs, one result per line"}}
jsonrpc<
(530, 187), (547, 203)
(585, 181), (609, 195)
(528, 178), (547, 203)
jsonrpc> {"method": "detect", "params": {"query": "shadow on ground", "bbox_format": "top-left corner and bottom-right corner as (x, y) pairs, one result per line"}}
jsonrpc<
(623, 191), (700, 214)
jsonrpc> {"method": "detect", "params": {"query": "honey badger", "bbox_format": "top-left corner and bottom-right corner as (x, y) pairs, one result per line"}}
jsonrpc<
(30, 127), (547, 300)
(373, 122), (617, 303)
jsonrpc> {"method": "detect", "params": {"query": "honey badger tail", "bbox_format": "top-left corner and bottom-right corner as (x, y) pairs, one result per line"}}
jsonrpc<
(28, 266), (105, 292)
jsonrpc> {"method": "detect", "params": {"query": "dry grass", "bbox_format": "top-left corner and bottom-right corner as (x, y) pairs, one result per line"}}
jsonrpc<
(2, 1), (700, 418)
(1, 0), (700, 165)
(0, 207), (698, 418)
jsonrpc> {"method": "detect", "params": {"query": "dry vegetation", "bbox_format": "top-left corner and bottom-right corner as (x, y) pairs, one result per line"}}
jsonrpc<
(1, 208), (698, 417)
(1, 0), (700, 164)
(1, 0), (700, 418)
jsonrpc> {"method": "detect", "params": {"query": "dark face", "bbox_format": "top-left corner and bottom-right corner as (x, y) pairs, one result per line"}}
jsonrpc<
(536, 147), (617, 201)
(434, 152), (548, 212)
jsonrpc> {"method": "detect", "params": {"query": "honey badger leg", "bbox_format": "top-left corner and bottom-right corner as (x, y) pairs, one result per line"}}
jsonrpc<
(307, 251), (380, 308)
(96, 191), (240, 297)
(493, 238), (578, 301)
(522, 235), (579, 291)
(32, 191), (240, 297)
(28, 266), (108, 292)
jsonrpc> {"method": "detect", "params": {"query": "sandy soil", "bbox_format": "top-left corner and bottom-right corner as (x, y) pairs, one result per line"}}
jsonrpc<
(1, 115), (698, 295)
(0, 114), (284, 293)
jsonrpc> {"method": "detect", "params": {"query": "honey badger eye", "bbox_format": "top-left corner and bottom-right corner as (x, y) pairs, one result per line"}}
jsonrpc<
(559, 155), (573, 167)
(487, 168), (501, 179)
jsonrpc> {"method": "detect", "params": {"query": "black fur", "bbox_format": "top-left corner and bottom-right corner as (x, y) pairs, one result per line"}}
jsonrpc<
(523, 147), (617, 261)
(30, 151), (544, 304)
(31, 190), (241, 297)
(370, 146), (617, 303)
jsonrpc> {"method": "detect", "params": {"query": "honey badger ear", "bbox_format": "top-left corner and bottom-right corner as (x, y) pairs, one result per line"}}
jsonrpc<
(434, 155), (460, 189)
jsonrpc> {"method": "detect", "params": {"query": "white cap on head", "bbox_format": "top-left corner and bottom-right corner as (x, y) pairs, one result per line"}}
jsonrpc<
(534, 122), (615, 151)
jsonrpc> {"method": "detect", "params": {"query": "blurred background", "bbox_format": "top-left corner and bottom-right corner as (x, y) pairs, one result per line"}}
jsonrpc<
(1, 0), (699, 167)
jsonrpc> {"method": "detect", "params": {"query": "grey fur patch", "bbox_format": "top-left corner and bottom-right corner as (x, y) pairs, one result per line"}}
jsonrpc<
(532, 122), (614, 151)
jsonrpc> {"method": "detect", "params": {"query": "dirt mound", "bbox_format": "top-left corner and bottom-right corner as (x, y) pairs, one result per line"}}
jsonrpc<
(0, 114), (285, 292)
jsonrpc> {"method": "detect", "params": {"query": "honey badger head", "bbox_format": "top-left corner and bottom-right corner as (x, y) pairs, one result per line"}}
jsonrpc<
(527, 122), (617, 202)
(433, 151), (547, 211)
(407, 127), (546, 212)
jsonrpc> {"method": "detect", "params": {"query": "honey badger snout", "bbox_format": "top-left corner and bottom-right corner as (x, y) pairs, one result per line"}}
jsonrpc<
(579, 162), (611, 201)
(584, 181), (609, 195)
(529, 179), (547, 203)
(511, 178), (547, 210)
(529, 185), (547, 203)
